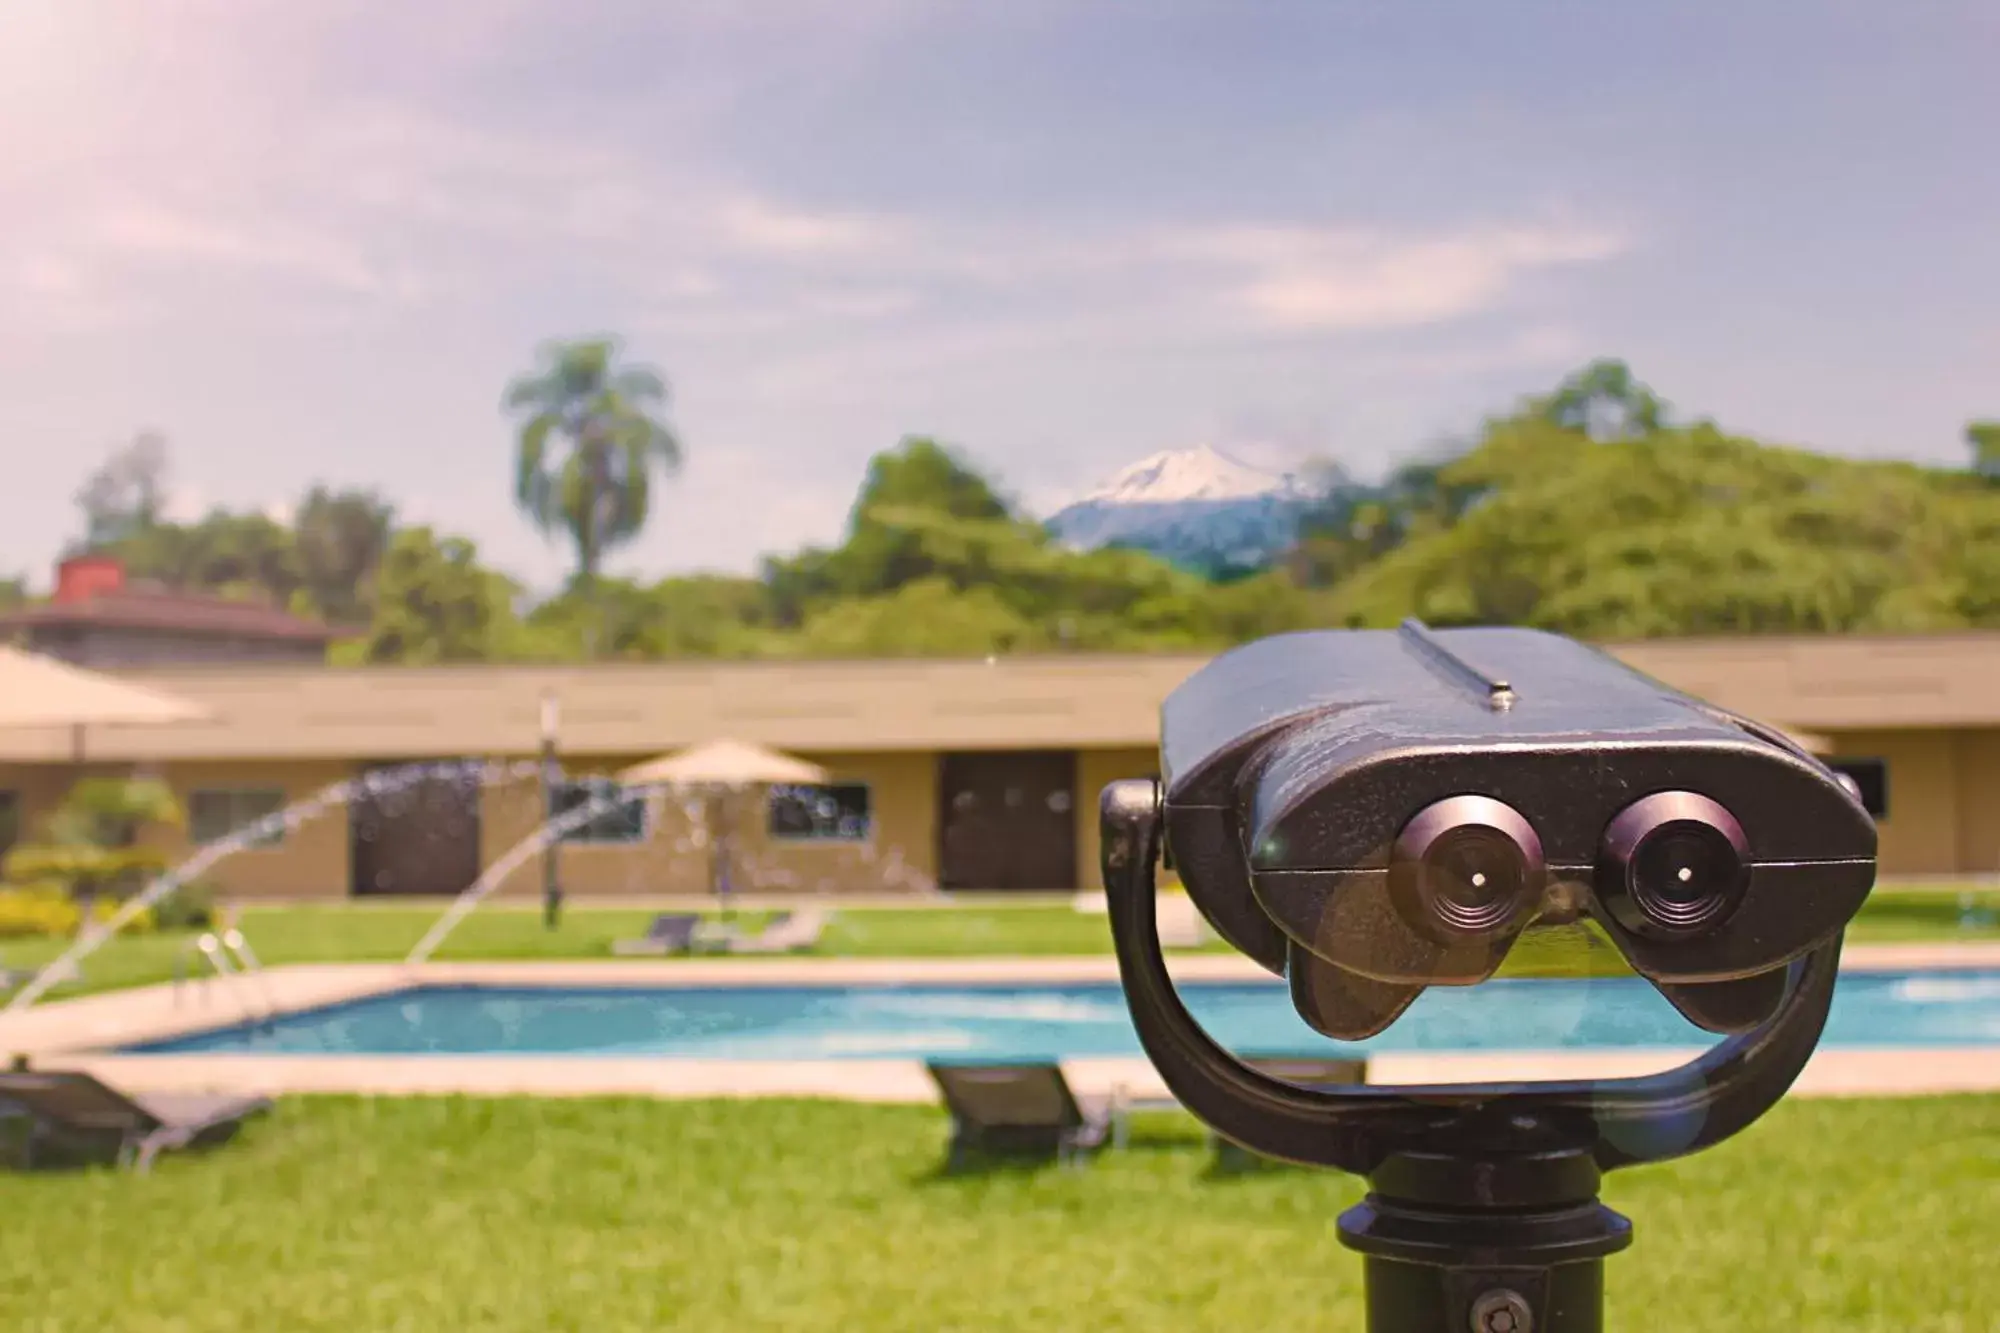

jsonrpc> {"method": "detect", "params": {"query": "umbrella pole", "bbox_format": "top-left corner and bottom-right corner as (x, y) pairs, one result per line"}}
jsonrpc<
(71, 723), (85, 765)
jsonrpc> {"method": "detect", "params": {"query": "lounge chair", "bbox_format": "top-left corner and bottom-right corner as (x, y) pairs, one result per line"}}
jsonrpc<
(0, 1068), (272, 1173)
(610, 913), (704, 957)
(722, 907), (829, 955)
(926, 1061), (1115, 1170)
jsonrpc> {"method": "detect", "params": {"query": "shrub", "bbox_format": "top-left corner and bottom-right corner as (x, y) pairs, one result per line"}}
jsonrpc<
(0, 885), (80, 939)
(0, 886), (158, 938)
(151, 880), (216, 932)
(91, 897), (157, 935)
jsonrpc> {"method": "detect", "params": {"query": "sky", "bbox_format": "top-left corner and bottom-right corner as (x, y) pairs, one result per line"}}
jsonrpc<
(1, 1), (1995, 593)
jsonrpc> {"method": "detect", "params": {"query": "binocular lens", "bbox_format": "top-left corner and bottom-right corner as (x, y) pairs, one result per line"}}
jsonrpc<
(1600, 792), (1749, 937)
(1392, 796), (1545, 940)
(1424, 827), (1530, 931)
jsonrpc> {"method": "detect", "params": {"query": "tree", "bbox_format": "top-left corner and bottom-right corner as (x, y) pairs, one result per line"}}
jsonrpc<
(349, 527), (523, 665)
(1324, 416), (2000, 637)
(112, 509), (303, 607)
(294, 485), (396, 625)
(73, 431), (171, 552)
(3, 777), (185, 923)
(505, 338), (683, 590)
(1538, 359), (1668, 441)
(849, 436), (1012, 524)
(763, 437), (1017, 619)
(1969, 420), (2000, 480)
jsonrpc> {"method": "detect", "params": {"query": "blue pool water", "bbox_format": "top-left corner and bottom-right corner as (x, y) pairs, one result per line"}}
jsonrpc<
(126, 970), (2000, 1059)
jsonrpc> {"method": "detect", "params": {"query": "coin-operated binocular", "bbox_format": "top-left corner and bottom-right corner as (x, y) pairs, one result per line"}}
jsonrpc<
(1100, 621), (1875, 1333)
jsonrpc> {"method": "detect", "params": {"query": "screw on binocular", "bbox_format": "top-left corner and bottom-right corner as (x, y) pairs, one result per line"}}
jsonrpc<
(1470, 1288), (1534, 1333)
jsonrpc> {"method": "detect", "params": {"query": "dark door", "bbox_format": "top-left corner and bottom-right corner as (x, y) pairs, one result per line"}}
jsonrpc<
(937, 751), (1078, 891)
(349, 761), (483, 897)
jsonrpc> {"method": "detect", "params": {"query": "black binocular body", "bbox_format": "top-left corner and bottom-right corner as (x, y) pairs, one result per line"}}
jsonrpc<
(1101, 621), (1880, 1331)
(1157, 620), (1876, 1040)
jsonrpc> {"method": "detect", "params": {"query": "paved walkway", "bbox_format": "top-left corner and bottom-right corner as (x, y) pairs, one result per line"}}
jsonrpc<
(4, 943), (1997, 1104)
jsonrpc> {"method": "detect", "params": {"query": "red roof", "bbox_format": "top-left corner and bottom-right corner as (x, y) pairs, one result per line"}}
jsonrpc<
(0, 589), (338, 643)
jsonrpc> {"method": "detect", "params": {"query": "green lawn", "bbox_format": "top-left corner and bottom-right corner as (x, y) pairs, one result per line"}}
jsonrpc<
(0, 1095), (1992, 1332)
(3, 887), (1995, 1002)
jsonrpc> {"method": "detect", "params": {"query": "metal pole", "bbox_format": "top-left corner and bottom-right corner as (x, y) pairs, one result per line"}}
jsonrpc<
(540, 691), (563, 930)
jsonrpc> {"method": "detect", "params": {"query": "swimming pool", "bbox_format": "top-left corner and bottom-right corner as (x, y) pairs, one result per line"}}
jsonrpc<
(125, 970), (2000, 1059)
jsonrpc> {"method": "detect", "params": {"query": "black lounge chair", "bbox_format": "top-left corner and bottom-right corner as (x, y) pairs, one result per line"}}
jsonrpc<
(0, 1068), (272, 1173)
(926, 1061), (1115, 1170)
(610, 912), (704, 956)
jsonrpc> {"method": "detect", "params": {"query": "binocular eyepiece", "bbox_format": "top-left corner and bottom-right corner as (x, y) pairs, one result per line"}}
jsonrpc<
(1156, 620), (1876, 1040)
(1394, 787), (1750, 944)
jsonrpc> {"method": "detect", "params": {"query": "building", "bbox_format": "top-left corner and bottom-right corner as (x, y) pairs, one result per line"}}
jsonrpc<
(0, 555), (336, 670)
(0, 631), (1996, 899)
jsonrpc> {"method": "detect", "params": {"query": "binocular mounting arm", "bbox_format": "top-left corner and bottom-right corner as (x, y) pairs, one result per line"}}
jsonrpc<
(1101, 778), (1842, 1179)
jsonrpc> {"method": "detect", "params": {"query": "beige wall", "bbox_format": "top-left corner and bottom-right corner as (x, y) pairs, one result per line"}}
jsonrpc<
(476, 749), (942, 899)
(1951, 729), (2000, 876)
(0, 760), (354, 900)
(1828, 730), (1960, 877)
(151, 760), (355, 899)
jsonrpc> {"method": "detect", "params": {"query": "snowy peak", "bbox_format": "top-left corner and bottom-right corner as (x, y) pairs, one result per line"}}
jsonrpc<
(1076, 445), (1305, 507)
(1045, 444), (1322, 579)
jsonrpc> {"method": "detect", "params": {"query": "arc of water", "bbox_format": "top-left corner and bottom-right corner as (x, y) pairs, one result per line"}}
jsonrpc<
(4, 758), (542, 1013)
(404, 782), (663, 965)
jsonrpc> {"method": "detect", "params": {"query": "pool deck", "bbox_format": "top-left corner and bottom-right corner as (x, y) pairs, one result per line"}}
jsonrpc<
(4, 942), (1998, 1105)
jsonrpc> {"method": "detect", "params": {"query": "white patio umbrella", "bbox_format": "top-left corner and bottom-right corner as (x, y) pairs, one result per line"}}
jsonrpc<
(619, 738), (829, 790)
(0, 647), (213, 760)
(619, 740), (830, 907)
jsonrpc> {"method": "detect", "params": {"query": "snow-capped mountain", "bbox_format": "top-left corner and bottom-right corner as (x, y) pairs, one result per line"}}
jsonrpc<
(1045, 445), (1323, 577)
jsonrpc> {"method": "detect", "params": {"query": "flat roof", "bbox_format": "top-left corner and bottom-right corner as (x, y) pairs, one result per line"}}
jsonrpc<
(1, 631), (1995, 763)
(0, 590), (336, 642)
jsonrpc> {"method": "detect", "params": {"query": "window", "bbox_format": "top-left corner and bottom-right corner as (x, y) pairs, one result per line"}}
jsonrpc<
(1828, 758), (1889, 819)
(189, 789), (287, 848)
(550, 777), (649, 845)
(768, 783), (872, 843)
(0, 791), (19, 857)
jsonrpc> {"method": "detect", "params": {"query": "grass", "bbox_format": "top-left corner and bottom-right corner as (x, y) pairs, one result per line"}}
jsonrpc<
(3, 886), (1995, 1003)
(0, 1095), (1993, 1332)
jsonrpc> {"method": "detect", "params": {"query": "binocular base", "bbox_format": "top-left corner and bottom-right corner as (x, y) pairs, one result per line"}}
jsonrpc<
(1338, 1146), (1632, 1333)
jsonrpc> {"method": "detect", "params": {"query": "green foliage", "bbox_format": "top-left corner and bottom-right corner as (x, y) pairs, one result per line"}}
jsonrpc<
(150, 879), (217, 932)
(0, 884), (80, 938)
(850, 435), (1013, 524)
(505, 337), (682, 586)
(292, 486), (396, 626)
(111, 509), (305, 608)
(345, 527), (526, 666)
(1535, 357), (1670, 441)
(1969, 419), (2000, 480)
(71, 434), (394, 631)
(1327, 417), (2000, 636)
(523, 575), (776, 660)
(1, 778), (183, 924)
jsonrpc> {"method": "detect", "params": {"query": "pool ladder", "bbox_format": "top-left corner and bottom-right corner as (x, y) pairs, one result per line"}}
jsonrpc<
(172, 929), (277, 1032)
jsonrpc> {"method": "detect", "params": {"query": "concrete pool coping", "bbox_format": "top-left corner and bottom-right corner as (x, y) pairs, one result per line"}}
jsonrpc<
(4, 941), (1998, 1104)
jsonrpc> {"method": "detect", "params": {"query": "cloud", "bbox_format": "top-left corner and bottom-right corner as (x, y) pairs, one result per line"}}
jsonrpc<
(1164, 223), (1631, 332)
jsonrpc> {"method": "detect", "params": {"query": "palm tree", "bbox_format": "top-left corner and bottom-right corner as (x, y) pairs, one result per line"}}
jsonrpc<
(504, 338), (683, 590)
